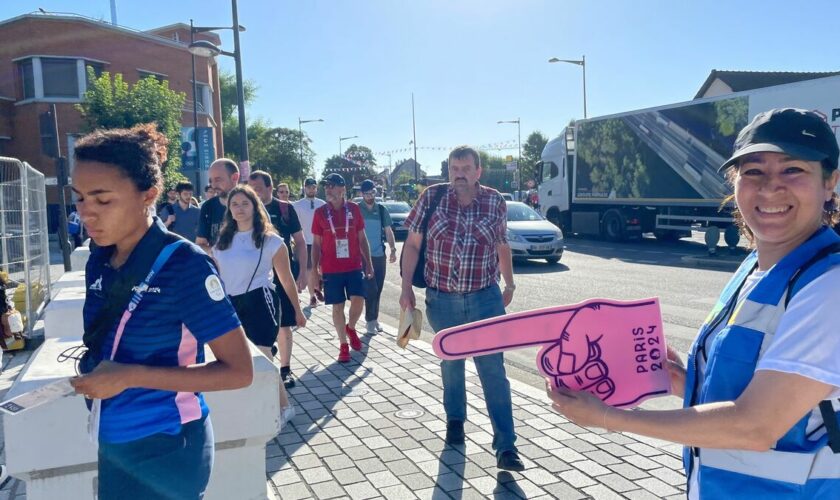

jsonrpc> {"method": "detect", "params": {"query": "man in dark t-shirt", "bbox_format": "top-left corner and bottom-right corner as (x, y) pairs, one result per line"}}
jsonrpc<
(196, 159), (239, 253)
(249, 170), (308, 388)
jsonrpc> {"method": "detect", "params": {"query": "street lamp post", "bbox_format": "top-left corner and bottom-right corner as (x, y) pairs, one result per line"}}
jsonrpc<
(189, 0), (249, 175)
(338, 135), (358, 183)
(497, 119), (521, 197)
(548, 55), (587, 119)
(298, 117), (323, 179)
(189, 19), (201, 191)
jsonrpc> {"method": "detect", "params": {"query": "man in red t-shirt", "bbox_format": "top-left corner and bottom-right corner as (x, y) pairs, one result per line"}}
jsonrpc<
(311, 173), (374, 362)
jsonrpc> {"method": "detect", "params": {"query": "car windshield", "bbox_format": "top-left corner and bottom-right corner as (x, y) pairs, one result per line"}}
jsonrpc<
(383, 202), (411, 214)
(506, 203), (543, 222)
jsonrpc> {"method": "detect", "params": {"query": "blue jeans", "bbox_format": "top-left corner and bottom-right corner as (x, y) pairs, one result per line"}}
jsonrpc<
(98, 415), (214, 499)
(426, 285), (517, 454)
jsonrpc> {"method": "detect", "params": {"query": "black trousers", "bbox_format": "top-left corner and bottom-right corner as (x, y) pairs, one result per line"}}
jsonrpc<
(364, 255), (387, 322)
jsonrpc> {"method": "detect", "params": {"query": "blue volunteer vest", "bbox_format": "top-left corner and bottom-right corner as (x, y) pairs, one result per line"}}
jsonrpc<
(684, 226), (840, 499)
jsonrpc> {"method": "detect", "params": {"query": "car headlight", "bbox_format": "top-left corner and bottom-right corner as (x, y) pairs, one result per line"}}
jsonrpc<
(506, 230), (525, 243)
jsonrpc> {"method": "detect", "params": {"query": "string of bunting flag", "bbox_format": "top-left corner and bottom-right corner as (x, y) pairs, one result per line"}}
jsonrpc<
(375, 139), (519, 156)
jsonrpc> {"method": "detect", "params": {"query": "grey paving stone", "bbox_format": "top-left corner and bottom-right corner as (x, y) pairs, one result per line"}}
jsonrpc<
(534, 456), (573, 473)
(597, 473), (641, 493)
(503, 477), (545, 499)
(351, 426), (380, 438)
(626, 442), (661, 457)
(539, 481), (590, 500)
(514, 425), (544, 439)
(266, 455), (290, 472)
(333, 434), (364, 449)
(390, 436), (421, 450)
(413, 486), (451, 500)
(521, 467), (561, 486)
(636, 477), (680, 497)
(583, 449), (623, 466)
(374, 446), (405, 462)
(516, 443), (552, 460)
(380, 426), (409, 440)
(434, 472), (468, 492)
(323, 454), (355, 471)
(557, 438), (598, 453)
(386, 458), (422, 476)
(582, 484), (625, 500)
(648, 466), (687, 487)
(277, 432), (304, 446)
(570, 459), (611, 477)
(334, 466), (367, 486)
(309, 480), (346, 499)
(650, 453), (684, 470)
(354, 457), (389, 473)
(439, 449), (467, 466)
(342, 480), (379, 499)
(623, 488), (664, 500)
(343, 445), (377, 461)
(399, 472), (436, 491)
(299, 466), (333, 484)
(270, 468), (301, 486)
(600, 442), (636, 457)
(558, 469), (597, 489)
(608, 462), (649, 481)
(456, 462), (489, 480)
(379, 483), (418, 499)
(366, 470), (402, 488)
(312, 442), (343, 458)
(276, 481), (311, 500)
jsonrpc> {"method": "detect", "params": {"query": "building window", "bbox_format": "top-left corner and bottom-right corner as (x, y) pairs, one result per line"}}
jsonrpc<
(196, 83), (211, 113)
(19, 60), (34, 99)
(138, 70), (167, 83)
(41, 58), (79, 98)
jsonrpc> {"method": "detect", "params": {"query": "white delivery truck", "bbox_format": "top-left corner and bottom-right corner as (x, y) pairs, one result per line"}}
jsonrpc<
(538, 75), (840, 241)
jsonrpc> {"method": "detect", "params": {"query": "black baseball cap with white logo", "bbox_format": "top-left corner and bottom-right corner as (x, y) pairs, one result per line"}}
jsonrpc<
(719, 108), (839, 172)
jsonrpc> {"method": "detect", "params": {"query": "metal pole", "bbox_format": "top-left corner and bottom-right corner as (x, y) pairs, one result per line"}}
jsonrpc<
(412, 93), (418, 181)
(19, 161), (31, 335)
(299, 118), (305, 175)
(190, 20), (201, 188)
(231, 0), (249, 164)
(49, 105), (72, 271)
(517, 118), (522, 199)
(582, 54), (587, 119)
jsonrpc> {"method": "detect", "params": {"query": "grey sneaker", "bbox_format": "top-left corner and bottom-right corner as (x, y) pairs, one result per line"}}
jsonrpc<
(375, 320), (384, 333)
(366, 320), (377, 334)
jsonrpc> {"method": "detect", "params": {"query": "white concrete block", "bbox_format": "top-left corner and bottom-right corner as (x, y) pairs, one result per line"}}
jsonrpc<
(4, 337), (281, 500)
(52, 271), (86, 292)
(42, 287), (85, 340)
(70, 246), (90, 272)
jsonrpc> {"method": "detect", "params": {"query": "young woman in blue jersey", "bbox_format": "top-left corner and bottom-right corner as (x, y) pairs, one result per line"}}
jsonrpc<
(548, 109), (840, 499)
(212, 184), (306, 422)
(68, 124), (254, 499)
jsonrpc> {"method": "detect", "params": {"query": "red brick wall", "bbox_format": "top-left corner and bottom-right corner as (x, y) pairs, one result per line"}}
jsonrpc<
(0, 15), (224, 182)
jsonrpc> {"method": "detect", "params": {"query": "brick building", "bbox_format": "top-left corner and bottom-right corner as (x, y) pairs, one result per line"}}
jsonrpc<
(0, 12), (225, 229)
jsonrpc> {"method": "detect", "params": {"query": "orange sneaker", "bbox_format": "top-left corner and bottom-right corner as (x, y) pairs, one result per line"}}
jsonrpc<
(345, 325), (362, 351)
(337, 343), (350, 363)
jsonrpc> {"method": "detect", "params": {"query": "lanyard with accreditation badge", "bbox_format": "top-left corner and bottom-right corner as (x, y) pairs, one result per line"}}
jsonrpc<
(327, 203), (351, 259)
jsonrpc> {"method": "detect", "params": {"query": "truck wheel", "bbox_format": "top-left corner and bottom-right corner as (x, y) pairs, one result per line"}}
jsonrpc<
(602, 211), (625, 241)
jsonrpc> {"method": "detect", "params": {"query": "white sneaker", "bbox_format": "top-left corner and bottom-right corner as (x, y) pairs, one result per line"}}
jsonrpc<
(375, 320), (384, 333)
(281, 405), (296, 425)
(366, 320), (377, 334)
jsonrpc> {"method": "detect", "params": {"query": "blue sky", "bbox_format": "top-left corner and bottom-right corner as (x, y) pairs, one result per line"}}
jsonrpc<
(4, 1), (840, 177)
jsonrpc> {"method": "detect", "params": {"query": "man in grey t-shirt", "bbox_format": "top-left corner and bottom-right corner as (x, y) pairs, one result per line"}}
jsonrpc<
(160, 181), (201, 242)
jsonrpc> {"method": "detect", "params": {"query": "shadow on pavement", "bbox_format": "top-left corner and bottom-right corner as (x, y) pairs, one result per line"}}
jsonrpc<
(512, 260), (569, 275)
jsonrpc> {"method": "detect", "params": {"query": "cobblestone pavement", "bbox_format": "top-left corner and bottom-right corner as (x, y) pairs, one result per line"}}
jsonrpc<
(0, 302), (688, 499)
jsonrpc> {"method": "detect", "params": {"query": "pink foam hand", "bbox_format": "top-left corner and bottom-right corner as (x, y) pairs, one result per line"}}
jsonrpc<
(432, 298), (670, 408)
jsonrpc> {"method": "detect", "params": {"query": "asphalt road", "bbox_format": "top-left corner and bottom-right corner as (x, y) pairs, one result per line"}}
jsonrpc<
(372, 234), (745, 409)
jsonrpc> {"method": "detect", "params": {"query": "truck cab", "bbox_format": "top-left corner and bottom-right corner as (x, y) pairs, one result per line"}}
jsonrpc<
(537, 128), (572, 232)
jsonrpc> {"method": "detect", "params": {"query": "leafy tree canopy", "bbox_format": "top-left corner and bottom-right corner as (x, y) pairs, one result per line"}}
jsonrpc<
(76, 69), (186, 189)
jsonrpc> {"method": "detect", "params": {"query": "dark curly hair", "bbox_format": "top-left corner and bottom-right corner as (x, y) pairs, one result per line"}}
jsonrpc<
(722, 159), (840, 246)
(73, 123), (166, 193)
(214, 185), (277, 251)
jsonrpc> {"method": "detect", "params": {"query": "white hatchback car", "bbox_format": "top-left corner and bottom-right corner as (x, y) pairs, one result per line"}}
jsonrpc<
(505, 202), (564, 264)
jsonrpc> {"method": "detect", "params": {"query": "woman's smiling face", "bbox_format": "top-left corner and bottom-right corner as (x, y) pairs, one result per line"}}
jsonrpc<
(735, 151), (839, 265)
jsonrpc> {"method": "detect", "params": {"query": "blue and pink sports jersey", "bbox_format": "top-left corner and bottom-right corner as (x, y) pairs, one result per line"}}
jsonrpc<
(84, 219), (241, 444)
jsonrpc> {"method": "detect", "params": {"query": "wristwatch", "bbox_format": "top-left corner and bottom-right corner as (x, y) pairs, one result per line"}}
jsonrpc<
(504, 283), (516, 291)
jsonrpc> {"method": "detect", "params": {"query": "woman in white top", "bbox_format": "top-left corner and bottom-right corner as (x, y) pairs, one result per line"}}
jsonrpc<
(213, 185), (306, 419)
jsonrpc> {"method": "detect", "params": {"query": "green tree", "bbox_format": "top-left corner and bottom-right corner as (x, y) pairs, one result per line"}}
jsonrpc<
(218, 70), (259, 124)
(247, 120), (312, 182)
(478, 151), (506, 170)
(522, 131), (548, 184)
(76, 69), (186, 188)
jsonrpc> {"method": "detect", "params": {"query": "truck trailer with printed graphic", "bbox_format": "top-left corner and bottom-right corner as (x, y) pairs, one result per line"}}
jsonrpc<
(537, 75), (840, 242)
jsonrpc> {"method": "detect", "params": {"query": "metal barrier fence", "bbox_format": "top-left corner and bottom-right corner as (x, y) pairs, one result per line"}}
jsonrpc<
(0, 157), (51, 336)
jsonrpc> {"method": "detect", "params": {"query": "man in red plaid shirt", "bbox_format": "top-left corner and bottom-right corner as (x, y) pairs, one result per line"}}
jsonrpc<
(400, 145), (523, 471)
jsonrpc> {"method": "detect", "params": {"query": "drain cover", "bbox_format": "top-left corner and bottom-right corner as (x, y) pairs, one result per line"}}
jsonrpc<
(394, 408), (425, 419)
